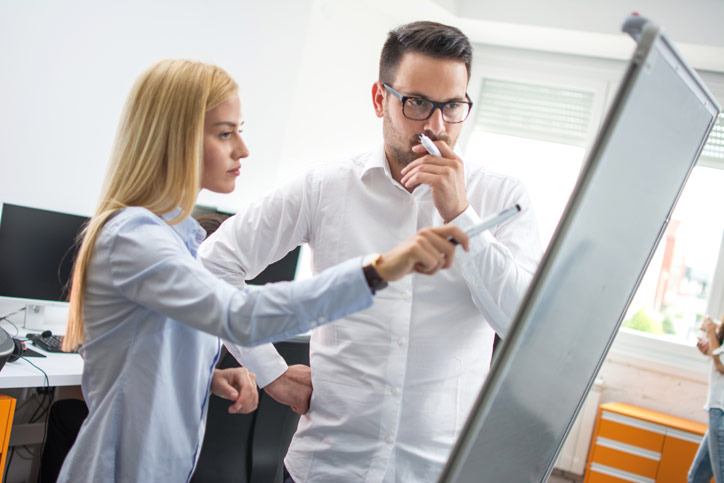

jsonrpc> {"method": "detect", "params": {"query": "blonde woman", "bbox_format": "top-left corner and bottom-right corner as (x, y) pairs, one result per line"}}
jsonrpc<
(57, 59), (468, 482)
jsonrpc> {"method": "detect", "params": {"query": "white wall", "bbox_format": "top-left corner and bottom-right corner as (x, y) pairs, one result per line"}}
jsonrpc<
(0, 0), (459, 215)
(275, 0), (457, 178)
(454, 0), (724, 48)
(0, 0), (314, 216)
(600, 358), (708, 422)
(2, 0), (722, 216)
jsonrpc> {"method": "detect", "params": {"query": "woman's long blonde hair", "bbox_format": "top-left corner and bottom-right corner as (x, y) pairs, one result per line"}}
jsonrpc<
(63, 59), (238, 351)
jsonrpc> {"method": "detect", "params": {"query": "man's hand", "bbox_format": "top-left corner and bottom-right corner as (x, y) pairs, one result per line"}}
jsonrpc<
(402, 140), (469, 222)
(210, 367), (259, 414)
(263, 365), (312, 415)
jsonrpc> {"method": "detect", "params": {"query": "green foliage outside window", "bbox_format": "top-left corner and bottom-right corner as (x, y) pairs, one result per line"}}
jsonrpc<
(622, 307), (663, 335)
(661, 314), (677, 335)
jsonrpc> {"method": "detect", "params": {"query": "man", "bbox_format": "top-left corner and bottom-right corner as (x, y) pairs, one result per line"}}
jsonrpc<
(199, 21), (542, 482)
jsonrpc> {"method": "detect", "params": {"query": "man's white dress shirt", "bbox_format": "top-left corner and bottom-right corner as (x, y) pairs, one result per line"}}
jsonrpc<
(199, 145), (542, 482)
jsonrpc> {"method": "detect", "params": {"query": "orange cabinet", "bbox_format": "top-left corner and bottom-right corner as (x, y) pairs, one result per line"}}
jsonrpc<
(584, 402), (707, 483)
(0, 394), (16, 482)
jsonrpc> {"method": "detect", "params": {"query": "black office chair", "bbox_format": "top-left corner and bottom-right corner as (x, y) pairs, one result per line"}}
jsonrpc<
(191, 340), (309, 483)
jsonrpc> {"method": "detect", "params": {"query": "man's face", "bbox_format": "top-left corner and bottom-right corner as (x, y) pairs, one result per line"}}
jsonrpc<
(377, 52), (469, 167)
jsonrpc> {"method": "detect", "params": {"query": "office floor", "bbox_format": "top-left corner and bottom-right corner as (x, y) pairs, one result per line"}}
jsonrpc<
(548, 469), (583, 483)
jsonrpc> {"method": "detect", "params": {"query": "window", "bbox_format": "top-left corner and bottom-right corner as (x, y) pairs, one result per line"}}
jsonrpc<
(621, 114), (724, 344)
(463, 45), (724, 358)
(464, 77), (595, 244)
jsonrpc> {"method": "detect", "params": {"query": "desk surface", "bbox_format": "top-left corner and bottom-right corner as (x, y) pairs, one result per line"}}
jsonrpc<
(0, 347), (83, 389)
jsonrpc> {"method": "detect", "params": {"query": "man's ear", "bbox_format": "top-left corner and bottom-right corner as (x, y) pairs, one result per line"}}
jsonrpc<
(371, 81), (385, 118)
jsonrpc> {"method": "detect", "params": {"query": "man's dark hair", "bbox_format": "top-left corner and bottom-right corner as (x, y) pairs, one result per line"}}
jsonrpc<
(379, 21), (472, 84)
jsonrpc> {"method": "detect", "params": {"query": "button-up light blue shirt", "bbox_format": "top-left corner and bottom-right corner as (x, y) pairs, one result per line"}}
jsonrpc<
(58, 207), (372, 482)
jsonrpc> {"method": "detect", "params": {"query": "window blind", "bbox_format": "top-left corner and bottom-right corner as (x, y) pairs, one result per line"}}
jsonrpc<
(473, 78), (594, 147)
(699, 113), (724, 169)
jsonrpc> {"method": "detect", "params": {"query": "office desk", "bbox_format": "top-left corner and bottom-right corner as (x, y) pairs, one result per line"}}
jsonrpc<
(0, 349), (83, 389)
(0, 346), (83, 482)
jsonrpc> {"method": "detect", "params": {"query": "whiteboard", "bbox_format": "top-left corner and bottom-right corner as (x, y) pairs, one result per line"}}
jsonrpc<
(439, 19), (721, 483)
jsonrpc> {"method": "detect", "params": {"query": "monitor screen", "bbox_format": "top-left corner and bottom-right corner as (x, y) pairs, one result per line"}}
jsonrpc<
(0, 203), (89, 304)
(192, 205), (301, 285)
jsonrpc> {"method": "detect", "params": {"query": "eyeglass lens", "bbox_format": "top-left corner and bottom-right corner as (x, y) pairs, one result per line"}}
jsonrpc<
(403, 98), (470, 122)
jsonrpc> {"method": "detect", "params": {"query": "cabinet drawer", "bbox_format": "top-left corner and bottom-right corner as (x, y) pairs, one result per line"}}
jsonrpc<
(590, 437), (660, 478)
(588, 462), (655, 483)
(598, 410), (666, 452)
(0, 398), (13, 448)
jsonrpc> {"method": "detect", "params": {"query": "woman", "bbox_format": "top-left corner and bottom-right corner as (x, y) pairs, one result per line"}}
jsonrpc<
(689, 314), (724, 483)
(57, 59), (467, 482)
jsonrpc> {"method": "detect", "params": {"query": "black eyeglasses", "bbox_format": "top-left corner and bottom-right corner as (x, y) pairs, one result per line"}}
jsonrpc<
(383, 83), (473, 123)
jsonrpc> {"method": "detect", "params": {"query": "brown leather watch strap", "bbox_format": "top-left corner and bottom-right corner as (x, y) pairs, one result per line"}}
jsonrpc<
(363, 254), (388, 294)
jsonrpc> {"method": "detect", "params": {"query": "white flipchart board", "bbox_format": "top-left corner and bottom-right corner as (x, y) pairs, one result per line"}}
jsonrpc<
(438, 17), (721, 483)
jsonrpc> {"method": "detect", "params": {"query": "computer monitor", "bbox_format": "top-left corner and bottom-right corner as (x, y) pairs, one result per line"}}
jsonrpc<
(191, 205), (302, 285)
(0, 203), (89, 329)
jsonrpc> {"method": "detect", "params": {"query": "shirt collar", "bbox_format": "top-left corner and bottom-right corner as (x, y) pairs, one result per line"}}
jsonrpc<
(361, 144), (390, 179)
(161, 208), (207, 252)
(361, 143), (431, 199)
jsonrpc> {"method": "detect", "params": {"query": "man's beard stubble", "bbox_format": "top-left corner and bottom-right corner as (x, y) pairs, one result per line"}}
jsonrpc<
(382, 114), (453, 170)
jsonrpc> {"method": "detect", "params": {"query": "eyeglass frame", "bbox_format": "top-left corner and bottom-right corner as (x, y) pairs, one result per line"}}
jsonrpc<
(382, 83), (473, 123)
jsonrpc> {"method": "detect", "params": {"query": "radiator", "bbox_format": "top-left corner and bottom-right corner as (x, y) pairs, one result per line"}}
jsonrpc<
(554, 377), (605, 476)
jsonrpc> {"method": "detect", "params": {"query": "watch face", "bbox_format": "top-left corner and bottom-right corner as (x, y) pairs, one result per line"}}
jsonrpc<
(363, 253), (382, 266)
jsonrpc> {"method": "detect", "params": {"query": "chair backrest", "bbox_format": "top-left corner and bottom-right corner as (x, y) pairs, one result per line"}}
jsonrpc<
(192, 340), (310, 483)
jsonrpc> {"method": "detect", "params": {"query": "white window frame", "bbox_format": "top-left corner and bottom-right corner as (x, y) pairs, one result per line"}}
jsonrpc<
(464, 44), (724, 383)
(461, 45), (625, 152)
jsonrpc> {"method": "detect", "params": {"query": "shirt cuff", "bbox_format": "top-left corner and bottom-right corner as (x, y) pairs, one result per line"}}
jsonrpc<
(448, 205), (496, 248)
(448, 204), (480, 230)
(223, 341), (288, 388)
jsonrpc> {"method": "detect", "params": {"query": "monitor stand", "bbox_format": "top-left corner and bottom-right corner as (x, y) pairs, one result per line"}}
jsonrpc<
(23, 304), (46, 331)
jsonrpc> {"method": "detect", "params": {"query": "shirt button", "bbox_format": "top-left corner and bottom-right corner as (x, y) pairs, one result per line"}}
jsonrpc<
(318, 316), (326, 323)
(385, 436), (392, 444)
(396, 339), (403, 347)
(309, 321), (318, 327)
(400, 292), (410, 301)
(391, 387), (399, 396)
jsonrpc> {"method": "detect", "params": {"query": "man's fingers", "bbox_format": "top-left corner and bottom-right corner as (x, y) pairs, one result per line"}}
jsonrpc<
(401, 165), (447, 186)
(435, 140), (455, 158)
(403, 172), (446, 191)
(409, 139), (455, 160)
(401, 154), (459, 181)
(402, 154), (453, 173)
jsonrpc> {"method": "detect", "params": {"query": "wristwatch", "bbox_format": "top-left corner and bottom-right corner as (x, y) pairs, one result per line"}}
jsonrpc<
(362, 253), (388, 295)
